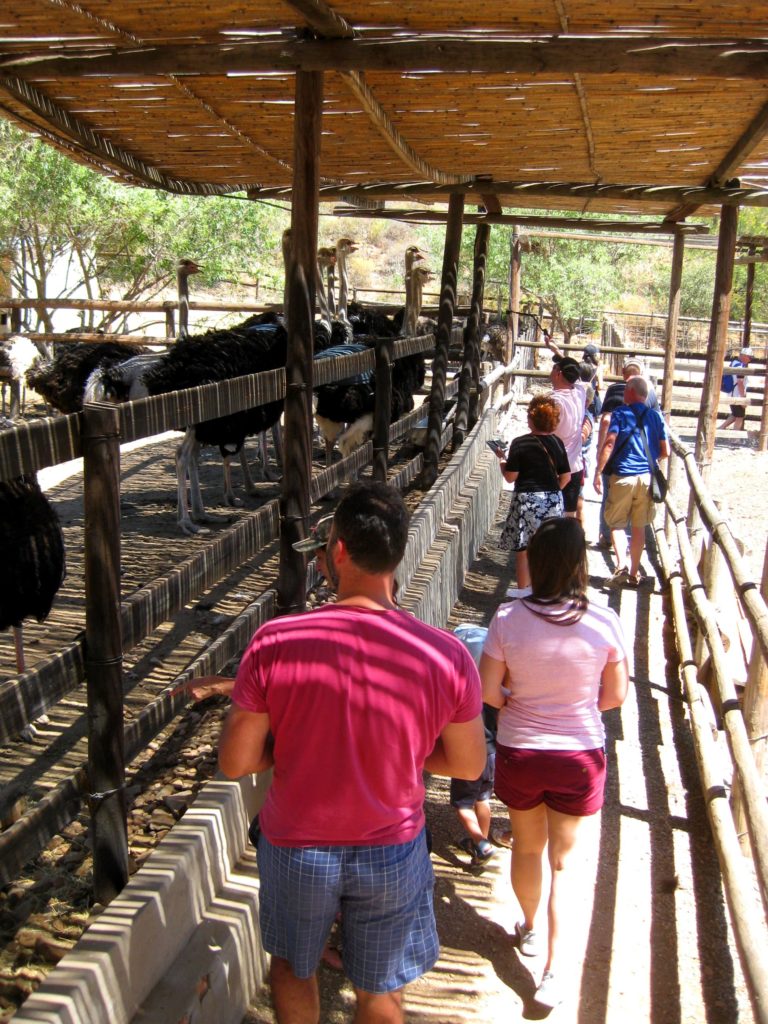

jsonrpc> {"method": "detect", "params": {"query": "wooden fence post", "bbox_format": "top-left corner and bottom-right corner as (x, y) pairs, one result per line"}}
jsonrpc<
(421, 193), (464, 488)
(82, 401), (128, 904)
(163, 301), (176, 339)
(277, 68), (322, 616)
(661, 227), (685, 419)
(372, 336), (392, 481)
(689, 202), (738, 538)
(733, 537), (768, 851)
(455, 221), (490, 445)
(758, 365), (768, 452)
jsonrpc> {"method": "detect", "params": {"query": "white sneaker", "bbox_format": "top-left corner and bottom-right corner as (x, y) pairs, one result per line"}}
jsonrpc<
(535, 970), (562, 1008)
(506, 586), (533, 599)
(515, 921), (538, 957)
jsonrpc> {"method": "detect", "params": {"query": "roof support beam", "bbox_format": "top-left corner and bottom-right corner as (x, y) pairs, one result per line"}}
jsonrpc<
(250, 178), (768, 208)
(331, 206), (710, 233)
(282, 0), (472, 187)
(6, 35), (768, 79)
(665, 97), (768, 221)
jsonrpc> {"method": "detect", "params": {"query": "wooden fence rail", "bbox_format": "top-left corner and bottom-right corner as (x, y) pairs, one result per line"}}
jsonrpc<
(652, 519), (768, 1024)
(0, 389), (463, 884)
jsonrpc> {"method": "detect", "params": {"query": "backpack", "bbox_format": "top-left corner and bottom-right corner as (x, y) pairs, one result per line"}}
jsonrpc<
(721, 360), (737, 394)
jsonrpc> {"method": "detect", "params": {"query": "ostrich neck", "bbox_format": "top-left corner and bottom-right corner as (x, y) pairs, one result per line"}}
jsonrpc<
(337, 248), (350, 321)
(403, 252), (414, 337)
(315, 259), (331, 323)
(327, 265), (336, 316)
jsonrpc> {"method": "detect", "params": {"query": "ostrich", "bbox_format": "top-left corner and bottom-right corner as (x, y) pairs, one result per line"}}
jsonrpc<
(314, 255), (431, 461)
(0, 417), (66, 740)
(177, 257), (202, 337)
(139, 321), (289, 533)
(25, 341), (147, 415)
(0, 334), (39, 418)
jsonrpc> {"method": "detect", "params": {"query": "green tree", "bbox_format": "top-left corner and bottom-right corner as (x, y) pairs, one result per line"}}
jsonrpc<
(0, 122), (289, 334)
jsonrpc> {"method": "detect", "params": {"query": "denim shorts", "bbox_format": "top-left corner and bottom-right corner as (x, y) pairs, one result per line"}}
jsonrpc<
(450, 749), (495, 808)
(256, 829), (438, 993)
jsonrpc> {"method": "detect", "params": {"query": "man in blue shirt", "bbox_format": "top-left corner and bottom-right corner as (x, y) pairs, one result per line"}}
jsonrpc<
(594, 376), (669, 587)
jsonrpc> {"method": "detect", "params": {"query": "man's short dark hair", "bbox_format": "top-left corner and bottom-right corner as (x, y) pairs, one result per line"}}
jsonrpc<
(556, 356), (581, 384)
(333, 481), (409, 573)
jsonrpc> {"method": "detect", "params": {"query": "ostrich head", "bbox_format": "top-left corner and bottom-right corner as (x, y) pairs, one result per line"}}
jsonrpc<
(177, 258), (202, 279)
(407, 265), (434, 336)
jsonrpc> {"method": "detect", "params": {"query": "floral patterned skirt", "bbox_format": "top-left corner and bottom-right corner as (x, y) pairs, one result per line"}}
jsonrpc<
(499, 490), (564, 552)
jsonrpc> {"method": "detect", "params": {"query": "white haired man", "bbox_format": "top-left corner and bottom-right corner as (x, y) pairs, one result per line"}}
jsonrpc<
(593, 376), (669, 587)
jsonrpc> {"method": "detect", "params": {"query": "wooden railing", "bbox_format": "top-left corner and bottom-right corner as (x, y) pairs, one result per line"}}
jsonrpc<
(0, 331), (450, 897)
(655, 431), (768, 1022)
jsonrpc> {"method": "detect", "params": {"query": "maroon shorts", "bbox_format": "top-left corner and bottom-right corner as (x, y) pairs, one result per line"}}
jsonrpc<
(494, 743), (606, 816)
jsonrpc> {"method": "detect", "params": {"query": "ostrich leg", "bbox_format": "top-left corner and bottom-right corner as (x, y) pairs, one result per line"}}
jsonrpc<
(176, 428), (209, 534)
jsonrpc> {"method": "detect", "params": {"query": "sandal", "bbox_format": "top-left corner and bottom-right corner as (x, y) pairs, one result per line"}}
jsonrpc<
(607, 567), (628, 586)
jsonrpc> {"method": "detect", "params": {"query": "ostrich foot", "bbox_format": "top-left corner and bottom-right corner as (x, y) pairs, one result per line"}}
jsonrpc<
(20, 714), (50, 742)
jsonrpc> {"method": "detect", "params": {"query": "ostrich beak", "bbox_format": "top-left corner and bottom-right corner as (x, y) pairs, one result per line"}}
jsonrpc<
(179, 259), (202, 275)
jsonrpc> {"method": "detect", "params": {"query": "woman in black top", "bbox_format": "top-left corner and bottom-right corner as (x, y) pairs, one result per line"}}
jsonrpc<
(496, 395), (571, 594)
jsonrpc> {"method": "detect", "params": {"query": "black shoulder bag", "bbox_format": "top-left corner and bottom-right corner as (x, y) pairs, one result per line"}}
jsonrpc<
(633, 409), (668, 503)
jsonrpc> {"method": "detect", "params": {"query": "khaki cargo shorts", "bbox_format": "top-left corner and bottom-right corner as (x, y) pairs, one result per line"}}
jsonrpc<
(604, 474), (656, 529)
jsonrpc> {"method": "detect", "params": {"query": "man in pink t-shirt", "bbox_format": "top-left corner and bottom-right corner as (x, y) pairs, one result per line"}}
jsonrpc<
(213, 482), (485, 1024)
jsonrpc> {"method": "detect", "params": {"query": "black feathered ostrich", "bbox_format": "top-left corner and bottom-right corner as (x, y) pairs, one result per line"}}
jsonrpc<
(314, 250), (431, 461)
(0, 418), (66, 729)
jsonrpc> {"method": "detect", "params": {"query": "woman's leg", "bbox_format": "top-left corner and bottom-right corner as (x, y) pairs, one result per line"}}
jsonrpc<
(507, 804), (548, 930)
(543, 808), (591, 974)
(515, 549), (530, 588)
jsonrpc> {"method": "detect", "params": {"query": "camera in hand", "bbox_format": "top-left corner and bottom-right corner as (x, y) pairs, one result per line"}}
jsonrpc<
(486, 439), (505, 456)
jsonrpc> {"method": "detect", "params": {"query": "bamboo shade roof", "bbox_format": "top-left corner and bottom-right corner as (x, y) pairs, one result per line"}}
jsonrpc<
(3, 0), (768, 218)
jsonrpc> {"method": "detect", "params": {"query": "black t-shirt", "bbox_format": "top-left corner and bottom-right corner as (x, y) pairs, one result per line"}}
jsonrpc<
(602, 379), (659, 415)
(504, 432), (570, 492)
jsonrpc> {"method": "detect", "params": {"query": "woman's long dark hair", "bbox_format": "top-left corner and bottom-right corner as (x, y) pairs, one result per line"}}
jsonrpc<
(523, 518), (589, 625)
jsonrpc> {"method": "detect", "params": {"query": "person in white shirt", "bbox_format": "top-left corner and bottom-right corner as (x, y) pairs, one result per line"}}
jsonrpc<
(549, 355), (588, 520)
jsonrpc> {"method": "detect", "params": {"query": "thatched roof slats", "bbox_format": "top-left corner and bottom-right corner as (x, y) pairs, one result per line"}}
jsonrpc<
(4, 2), (768, 214)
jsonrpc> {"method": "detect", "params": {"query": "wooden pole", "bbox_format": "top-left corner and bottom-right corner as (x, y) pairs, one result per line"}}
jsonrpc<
(507, 226), (521, 371)
(81, 402), (128, 904)
(653, 524), (768, 1022)
(733, 538), (768, 850)
(743, 252), (756, 349)
(689, 203), (738, 536)
(759, 372), (768, 452)
(661, 227), (685, 419)
(455, 221), (490, 444)
(163, 301), (176, 339)
(372, 336), (392, 481)
(421, 193), (464, 488)
(277, 69), (322, 616)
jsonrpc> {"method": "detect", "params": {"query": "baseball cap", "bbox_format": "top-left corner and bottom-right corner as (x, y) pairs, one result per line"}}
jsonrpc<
(622, 356), (644, 373)
(555, 356), (581, 384)
(292, 513), (334, 553)
(582, 343), (600, 363)
(740, 346), (753, 359)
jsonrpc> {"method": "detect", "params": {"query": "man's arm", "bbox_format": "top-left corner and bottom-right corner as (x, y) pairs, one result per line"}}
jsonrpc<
(424, 716), (486, 780)
(593, 428), (616, 495)
(543, 330), (564, 360)
(218, 703), (273, 778)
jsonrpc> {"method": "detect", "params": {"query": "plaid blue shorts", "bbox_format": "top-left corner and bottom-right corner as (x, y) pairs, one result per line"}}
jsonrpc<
(256, 829), (438, 993)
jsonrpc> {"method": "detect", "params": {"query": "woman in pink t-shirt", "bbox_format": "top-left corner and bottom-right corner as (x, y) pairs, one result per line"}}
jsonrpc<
(480, 518), (628, 1009)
